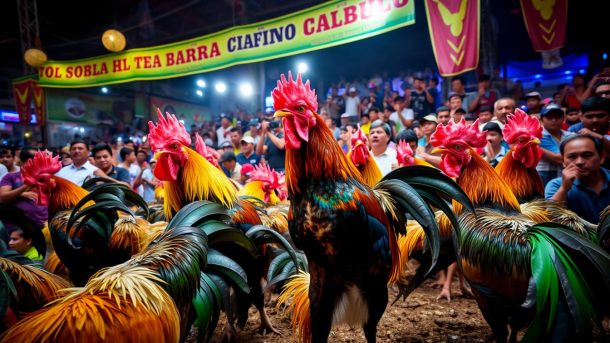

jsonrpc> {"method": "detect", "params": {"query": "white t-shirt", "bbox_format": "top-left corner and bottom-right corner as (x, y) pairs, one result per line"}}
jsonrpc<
(141, 168), (156, 202)
(344, 96), (360, 117)
(372, 147), (398, 177)
(55, 161), (98, 186)
(390, 108), (414, 131)
(216, 125), (234, 146)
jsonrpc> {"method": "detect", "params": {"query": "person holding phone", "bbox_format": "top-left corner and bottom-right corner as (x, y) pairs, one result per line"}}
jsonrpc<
(256, 119), (286, 172)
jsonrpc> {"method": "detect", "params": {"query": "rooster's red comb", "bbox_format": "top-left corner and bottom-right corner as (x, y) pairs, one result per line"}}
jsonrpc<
(396, 140), (415, 166)
(21, 150), (61, 182)
(350, 128), (368, 146)
(250, 164), (281, 188)
(272, 71), (317, 112)
(430, 118), (487, 149)
(147, 108), (191, 152)
(503, 109), (543, 144)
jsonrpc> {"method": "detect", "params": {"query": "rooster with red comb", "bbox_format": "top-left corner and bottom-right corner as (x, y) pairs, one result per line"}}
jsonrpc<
(430, 118), (610, 342)
(273, 72), (470, 343)
(147, 108), (300, 338)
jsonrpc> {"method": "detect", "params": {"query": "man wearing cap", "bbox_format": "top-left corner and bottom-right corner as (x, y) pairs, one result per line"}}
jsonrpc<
(468, 74), (498, 117)
(525, 92), (543, 117)
(477, 105), (495, 131)
(239, 164), (255, 185)
(537, 104), (573, 185)
(236, 136), (261, 166)
(416, 114), (442, 167)
(340, 112), (352, 128)
(243, 119), (261, 145)
(216, 114), (234, 147)
(343, 84), (360, 117)
(369, 120), (397, 176)
(219, 151), (241, 182)
(482, 122), (508, 167)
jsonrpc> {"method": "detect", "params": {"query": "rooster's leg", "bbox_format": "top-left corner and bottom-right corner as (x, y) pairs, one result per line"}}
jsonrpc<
(309, 269), (337, 343)
(362, 280), (388, 343)
(253, 280), (279, 335)
(470, 285), (510, 343)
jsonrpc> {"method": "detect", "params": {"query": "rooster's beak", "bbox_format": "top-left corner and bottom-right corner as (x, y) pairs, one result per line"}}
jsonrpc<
(530, 138), (540, 145)
(431, 147), (446, 154)
(274, 110), (292, 118)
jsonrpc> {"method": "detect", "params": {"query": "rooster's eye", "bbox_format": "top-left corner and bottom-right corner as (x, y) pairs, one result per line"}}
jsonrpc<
(297, 106), (305, 112)
(453, 144), (462, 150)
(171, 144), (178, 150)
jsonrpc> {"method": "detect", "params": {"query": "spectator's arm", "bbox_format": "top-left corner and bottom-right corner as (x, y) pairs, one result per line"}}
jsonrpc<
(424, 89), (435, 104)
(539, 147), (563, 165)
(93, 169), (130, 187)
(257, 122), (269, 155)
(0, 184), (31, 203)
(396, 111), (413, 129)
(419, 152), (442, 168)
(266, 131), (286, 150)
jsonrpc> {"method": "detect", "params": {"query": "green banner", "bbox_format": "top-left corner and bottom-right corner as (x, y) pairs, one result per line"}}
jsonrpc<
(46, 89), (135, 125)
(38, 0), (415, 88)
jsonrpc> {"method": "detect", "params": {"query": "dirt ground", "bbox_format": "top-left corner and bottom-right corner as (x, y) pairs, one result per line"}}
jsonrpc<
(203, 275), (610, 343)
(208, 277), (493, 343)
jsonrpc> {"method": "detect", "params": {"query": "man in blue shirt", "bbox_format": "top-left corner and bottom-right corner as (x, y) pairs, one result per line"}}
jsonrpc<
(545, 134), (610, 224)
(537, 104), (573, 185)
(236, 136), (261, 166)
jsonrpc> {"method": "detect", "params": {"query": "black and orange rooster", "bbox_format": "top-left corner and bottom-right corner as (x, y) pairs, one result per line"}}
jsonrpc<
(148, 111), (297, 336)
(273, 72), (469, 343)
(430, 118), (610, 342)
(496, 109), (597, 237)
(21, 151), (150, 286)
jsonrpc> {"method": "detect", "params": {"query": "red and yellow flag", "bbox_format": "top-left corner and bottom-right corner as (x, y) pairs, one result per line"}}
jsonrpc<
(12, 76), (45, 125)
(520, 0), (567, 52)
(31, 82), (45, 126)
(12, 78), (34, 124)
(425, 0), (480, 76)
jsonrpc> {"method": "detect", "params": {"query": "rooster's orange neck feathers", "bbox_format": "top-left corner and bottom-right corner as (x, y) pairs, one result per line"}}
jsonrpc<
(285, 114), (364, 194)
(495, 149), (545, 201)
(48, 176), (90, 216)
(455, 151), (520, 214)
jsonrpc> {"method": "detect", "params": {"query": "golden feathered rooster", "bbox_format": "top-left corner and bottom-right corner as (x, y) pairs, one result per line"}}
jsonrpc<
(430, 118), (610, 342)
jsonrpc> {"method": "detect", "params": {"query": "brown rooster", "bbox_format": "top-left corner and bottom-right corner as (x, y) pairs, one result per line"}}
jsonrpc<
(430, 118), (610, 342)
(273, 72), (468, 343)
(148, 110), (295, 336)
(21, 151), (151, 286)
(496, 109), (597, 237)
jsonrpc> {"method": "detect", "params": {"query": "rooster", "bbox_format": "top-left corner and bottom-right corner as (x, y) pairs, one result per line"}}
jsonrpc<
(21, 151), (151, 286)
(346, 128), (382, 187)
(496, 109), (597, 237)
(273, 72), (469, 342)
(396, 140), (434, 168)
(430, 118), (610, 342)
(148, 110), (297, 336)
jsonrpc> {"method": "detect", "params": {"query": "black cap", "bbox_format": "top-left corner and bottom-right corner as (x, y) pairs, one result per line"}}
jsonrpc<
(540, 104), (564, 118)
(436, 106), (450, 114)
(219, 151), (236, 163)
(479, 105), (492, 113)
(483, 122), (503, 135)
(454, 108), (467, 115)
